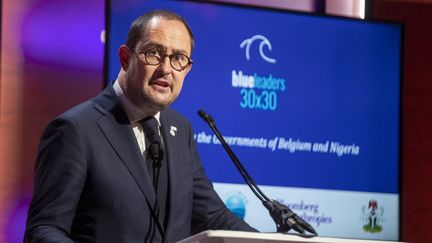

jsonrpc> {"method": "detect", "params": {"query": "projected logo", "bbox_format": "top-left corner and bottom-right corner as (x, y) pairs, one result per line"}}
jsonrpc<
(240, 35), (276, 63)
(281, 199), (333, 228)
(361, 199), (384, 233)
(224, 192), (248, 219)
(231, 35), (286, 111)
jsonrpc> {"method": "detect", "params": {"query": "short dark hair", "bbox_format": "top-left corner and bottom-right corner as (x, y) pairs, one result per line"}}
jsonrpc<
(126, 9), (195, 52)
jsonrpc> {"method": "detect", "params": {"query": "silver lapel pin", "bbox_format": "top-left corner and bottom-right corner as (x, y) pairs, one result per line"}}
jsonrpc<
(169, 126), (177, 136)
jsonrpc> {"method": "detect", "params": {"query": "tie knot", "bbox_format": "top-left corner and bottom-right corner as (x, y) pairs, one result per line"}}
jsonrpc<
(140, 117), (160, 143)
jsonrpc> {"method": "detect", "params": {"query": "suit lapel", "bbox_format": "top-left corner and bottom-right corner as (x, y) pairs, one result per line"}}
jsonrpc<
(93, 86), (157, 209)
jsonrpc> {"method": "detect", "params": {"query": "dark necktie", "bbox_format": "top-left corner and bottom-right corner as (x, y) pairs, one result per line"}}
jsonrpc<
(140, 117), (163, 173)
(140, 117), (169, 228)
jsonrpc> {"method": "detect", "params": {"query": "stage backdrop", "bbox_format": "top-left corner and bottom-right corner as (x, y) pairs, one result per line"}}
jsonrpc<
(107, 0), (402, 240)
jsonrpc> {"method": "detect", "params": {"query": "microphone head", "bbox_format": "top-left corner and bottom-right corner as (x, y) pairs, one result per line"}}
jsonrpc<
(149, 142), (163, 166)
(197, 109), (215, 123)
(197, 109), (207, 119)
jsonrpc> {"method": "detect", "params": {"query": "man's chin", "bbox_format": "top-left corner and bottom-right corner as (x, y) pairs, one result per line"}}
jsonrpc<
(147, 99), (173, 112)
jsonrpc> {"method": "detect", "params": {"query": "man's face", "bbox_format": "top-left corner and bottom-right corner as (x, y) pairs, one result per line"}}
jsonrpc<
(119, 17), (192, 114)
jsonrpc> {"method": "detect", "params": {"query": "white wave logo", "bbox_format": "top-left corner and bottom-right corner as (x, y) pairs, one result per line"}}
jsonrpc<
(240, 35), (276, 64)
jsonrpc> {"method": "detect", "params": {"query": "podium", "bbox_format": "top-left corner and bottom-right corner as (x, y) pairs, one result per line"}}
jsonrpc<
(177, 230), (407, 243)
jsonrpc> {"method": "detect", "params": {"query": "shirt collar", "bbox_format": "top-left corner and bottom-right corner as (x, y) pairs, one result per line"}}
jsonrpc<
(113, 79), (161, 125)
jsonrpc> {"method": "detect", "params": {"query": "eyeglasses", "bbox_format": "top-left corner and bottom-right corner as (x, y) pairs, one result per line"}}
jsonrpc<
(133, 47), (193, 71)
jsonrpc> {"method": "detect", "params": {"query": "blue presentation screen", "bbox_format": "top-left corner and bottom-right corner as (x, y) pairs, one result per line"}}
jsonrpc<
(107, 0), (401, 240)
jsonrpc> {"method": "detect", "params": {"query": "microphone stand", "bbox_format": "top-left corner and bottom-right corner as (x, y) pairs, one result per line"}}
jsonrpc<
(198, 110), (317, 237)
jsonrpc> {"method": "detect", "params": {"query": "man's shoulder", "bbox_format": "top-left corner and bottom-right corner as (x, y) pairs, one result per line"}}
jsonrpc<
(59, 99), (101, 121)
(58, 86), (118, 122)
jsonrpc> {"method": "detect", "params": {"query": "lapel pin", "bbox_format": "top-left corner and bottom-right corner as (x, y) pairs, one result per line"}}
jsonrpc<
(170, 126), (177, 136)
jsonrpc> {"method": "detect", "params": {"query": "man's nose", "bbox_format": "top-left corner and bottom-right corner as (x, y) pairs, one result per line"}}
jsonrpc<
(157, 55), (172, 74)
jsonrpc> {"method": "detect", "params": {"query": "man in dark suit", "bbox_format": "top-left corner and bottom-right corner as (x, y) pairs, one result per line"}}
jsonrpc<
(25, 10), (256, 243)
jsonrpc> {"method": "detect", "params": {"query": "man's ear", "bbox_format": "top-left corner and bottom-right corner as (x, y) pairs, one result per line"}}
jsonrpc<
(119, 45), (131, 71)
(184, 63), (192, 74)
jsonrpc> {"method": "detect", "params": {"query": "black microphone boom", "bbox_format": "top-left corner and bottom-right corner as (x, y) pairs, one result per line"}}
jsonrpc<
(197, 109), (317, 237)
(198, 110), (268, 203)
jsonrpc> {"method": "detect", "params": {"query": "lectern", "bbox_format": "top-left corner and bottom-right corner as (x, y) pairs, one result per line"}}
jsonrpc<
(177, 230), (406, 243)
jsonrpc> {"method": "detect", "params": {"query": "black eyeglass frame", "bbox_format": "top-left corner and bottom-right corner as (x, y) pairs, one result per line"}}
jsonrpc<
(128, 46), (193, 71)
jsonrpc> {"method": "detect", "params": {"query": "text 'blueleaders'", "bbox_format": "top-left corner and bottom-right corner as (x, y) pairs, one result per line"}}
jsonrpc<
(232, 70), (286, 111)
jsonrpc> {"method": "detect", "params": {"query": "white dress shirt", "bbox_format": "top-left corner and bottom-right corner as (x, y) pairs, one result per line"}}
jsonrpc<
(113, 80), (162, 155)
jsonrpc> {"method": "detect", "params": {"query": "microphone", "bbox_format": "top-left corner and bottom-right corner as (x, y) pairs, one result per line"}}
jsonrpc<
(148, 142), (163, 168)
(144, 142), (165, 241)
(198, 110), (214, 123)
(197, 109), (317, 237)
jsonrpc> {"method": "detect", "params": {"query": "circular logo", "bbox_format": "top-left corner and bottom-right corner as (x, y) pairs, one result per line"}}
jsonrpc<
(225, 194), (246, 219)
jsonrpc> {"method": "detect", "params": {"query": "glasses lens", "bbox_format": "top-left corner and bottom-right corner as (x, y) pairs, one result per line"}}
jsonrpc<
(170, 53), (190, 71)
(144, 49), (161, 65)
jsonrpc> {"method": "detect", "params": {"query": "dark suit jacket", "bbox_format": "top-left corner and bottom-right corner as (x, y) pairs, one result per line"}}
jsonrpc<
(25, 86), (256, 243)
